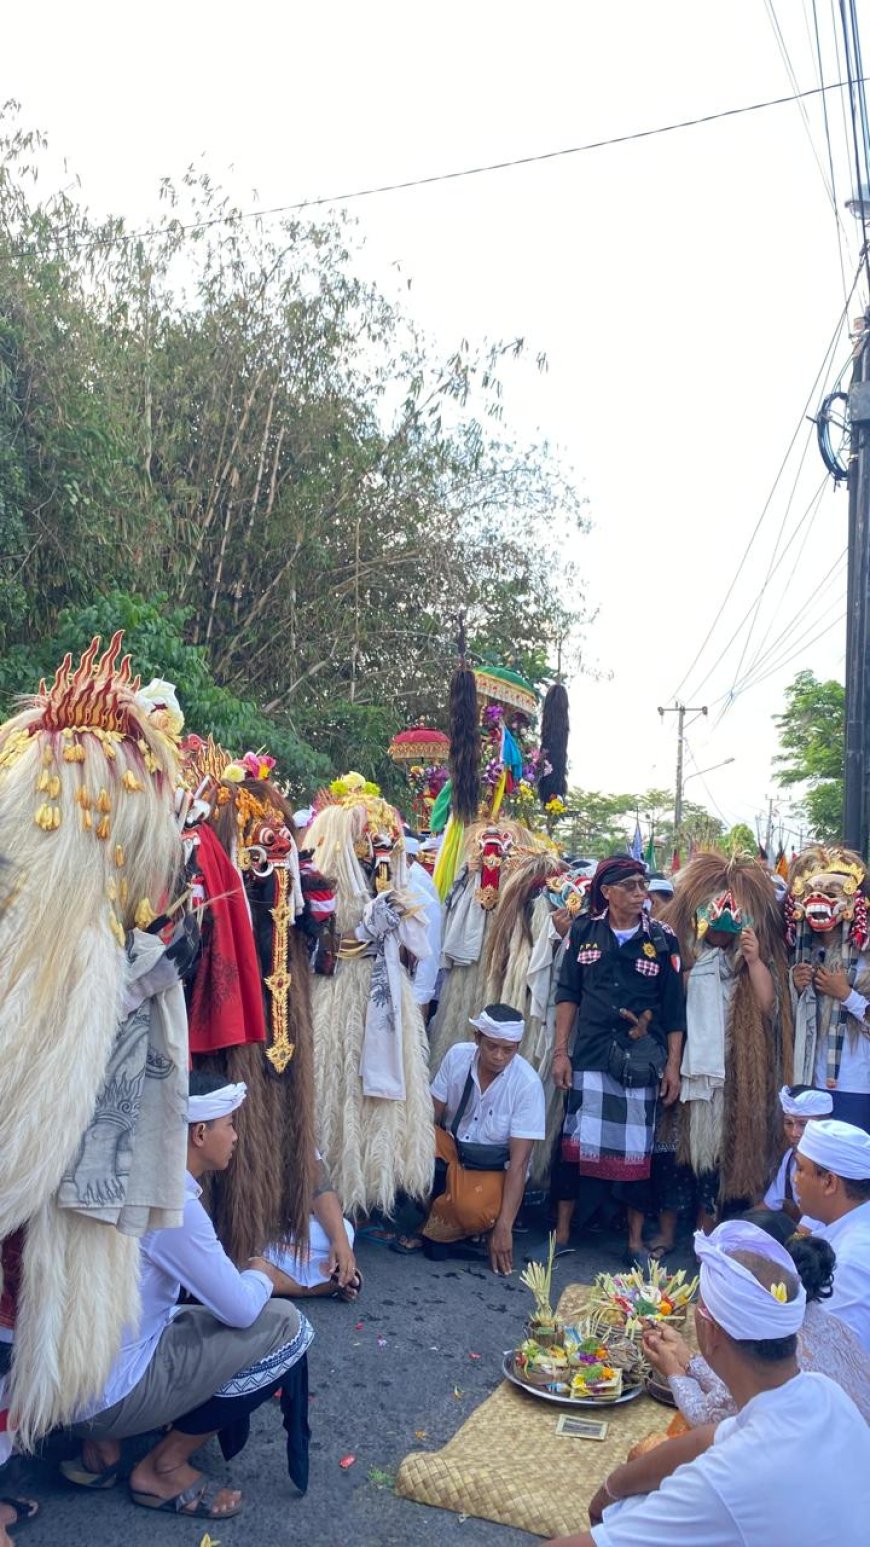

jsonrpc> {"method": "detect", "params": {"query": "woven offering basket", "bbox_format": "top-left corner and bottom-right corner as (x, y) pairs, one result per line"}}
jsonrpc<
(395, 1284), (699, 1539)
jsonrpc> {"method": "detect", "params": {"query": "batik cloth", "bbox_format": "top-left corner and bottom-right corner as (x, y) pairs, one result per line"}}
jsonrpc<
(561, 1069), (657, 1181)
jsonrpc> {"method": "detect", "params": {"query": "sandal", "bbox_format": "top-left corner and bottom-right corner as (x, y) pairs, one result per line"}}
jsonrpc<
(389, 1236), (423, 1255)
(60, 1457), (120, 1489)
(0, 1497), (39, 1535)
(130, 1478), (243, 1518)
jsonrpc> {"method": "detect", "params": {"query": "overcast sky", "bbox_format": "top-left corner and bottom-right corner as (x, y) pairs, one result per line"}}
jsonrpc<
(5, 1), (867, 843)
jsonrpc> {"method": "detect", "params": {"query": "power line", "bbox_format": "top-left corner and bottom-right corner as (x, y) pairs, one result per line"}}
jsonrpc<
(2, 78), (868, 261)
(667, 263), (862, 705)
(765, 0), (844, 223)
(839, 0), (870, 289)
(809, 0), (851, 299)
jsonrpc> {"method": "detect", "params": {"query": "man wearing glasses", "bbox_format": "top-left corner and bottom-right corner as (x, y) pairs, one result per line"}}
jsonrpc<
(552, 855), (685, 1264)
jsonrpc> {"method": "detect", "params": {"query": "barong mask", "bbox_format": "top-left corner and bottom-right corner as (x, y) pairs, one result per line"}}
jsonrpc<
(786, 847), (869, 944)
(697, 890), (752, 941)
(474, 824), (516, 911)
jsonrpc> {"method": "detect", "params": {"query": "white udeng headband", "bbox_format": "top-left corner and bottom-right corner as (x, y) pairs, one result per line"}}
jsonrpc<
(188, 1082), (248, 1123)
(469, 1010), (525, 1044)
(779, 1085), (833, 1119)
(694, 1221), (806, 1340)
(798, 1117), (870, 1179)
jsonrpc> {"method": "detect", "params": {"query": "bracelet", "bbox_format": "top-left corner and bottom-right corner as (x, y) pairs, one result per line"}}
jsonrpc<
(602, 1473), (620, 1502)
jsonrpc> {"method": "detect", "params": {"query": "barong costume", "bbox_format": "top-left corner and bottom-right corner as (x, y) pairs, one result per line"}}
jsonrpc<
(668, 852), (793, 1215)
(182, 740), (321, 1260)
(305, 775), (434, 1214)
(787, 846), (870, 1130)
(0, 636), (187, 1445)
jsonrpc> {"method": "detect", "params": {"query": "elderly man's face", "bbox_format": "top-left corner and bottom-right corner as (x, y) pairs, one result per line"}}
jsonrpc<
(602, 876), (648, 920)
(476, 1032), (519, 1077)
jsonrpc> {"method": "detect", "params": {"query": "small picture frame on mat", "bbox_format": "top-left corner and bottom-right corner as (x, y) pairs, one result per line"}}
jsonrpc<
(554, 1414), (608, 1441)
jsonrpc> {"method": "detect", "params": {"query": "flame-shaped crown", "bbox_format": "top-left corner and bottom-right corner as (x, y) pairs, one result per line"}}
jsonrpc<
(37, 631), (142, 735)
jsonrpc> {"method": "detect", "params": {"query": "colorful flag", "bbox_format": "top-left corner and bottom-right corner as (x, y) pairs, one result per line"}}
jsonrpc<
(644, 833), (655, 869)
(630, 821), (643, 861)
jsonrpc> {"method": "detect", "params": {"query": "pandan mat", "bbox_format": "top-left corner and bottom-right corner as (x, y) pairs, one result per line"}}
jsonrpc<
(395, 1283), (692, 1539)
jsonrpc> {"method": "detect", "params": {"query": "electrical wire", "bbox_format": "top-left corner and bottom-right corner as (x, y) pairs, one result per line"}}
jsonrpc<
(765, 0), (844, 222)
(839, 0), (870, 289)
(732, 478), (834, 681)
(2, 78), (867, 261)
(667, 257), (864, 705)
(809, 0), (852, 299)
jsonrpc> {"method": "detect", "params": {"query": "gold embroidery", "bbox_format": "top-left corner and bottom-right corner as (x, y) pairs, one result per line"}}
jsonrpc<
(265, 867), (296, 1074)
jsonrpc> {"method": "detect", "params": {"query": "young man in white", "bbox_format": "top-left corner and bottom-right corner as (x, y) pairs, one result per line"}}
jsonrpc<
(544, 1218), (870, 1547)
(65, 1076), (312, 1521)
(794, 1116), (870, 1352)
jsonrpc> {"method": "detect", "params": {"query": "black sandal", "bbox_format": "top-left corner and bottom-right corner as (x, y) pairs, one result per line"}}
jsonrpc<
(0, 1497), (39, 1535)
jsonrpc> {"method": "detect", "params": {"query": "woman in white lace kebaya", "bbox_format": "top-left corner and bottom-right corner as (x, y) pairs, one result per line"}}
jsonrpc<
(644, 1221), (870, 1423)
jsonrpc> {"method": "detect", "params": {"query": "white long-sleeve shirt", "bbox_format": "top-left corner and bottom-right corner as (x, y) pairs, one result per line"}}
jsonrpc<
(818, 1200), (870, 1353)
(409, 859), (443, 1006)
(81, 1171), (273, 1418)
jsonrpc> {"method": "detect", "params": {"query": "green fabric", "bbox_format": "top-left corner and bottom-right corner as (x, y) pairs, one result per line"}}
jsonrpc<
(429, 779), (452, 834)
(644, 835), (655, 868)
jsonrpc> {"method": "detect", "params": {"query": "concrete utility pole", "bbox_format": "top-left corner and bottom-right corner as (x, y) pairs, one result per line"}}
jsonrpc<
(658, 703), (708, 849)
(844, 314), (870, 853)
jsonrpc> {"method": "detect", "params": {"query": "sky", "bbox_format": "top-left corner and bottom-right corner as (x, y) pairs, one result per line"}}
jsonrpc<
(4, 0), (868, 844)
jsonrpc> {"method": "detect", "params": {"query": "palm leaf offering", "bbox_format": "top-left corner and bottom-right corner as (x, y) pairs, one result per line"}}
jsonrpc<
(519, 1230), (557, 1324)
(588, 1261), (699, 1335)
(512, 1314), (647, 1402)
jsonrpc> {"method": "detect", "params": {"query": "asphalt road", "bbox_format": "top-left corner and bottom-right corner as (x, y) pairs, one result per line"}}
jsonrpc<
(11, 1214), (696, 1547)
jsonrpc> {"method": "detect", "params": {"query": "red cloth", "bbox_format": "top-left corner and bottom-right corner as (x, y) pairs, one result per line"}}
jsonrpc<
(187, 825), (267, 1051)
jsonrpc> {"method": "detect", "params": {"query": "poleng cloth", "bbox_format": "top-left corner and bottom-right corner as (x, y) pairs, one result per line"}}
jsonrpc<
(187, 824), (267, 1052)
(421, 1128), (505, 1243)
(561, 1070), (657, 1181)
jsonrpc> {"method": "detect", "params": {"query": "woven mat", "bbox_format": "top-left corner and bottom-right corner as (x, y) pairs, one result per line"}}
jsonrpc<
(396, 1284), (682, 1539)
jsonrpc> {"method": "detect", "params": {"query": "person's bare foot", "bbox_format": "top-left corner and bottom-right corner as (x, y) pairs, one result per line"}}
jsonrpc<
(129, 1458), (241, 1516)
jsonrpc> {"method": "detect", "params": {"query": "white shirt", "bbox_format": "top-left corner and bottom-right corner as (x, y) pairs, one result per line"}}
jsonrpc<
(814, 1026), (870, 1094)
(430, 1043), (545, 1145)
(818, 1200), (870, 1353)
(81, 1172), (273, 1418)
(592, 1372), (870, 1547)
(408, 860), (442, 1006)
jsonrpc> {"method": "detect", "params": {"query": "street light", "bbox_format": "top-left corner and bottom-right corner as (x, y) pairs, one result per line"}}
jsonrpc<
(683, 756), (735, 787)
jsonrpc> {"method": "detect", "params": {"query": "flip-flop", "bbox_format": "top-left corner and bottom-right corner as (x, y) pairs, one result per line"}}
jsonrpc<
(130, 1479), (243, 1518)
(0, 1497), (39, 1534)
(389, 1236), (423, 1255)
(60, 1457), (120, 1489)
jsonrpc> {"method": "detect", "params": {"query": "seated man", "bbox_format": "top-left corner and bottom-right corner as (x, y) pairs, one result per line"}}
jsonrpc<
(392, 1003), (545, 1274)
(265, 1154), (362, 1300)
(795, 1116), (870, 1351)
(64, 1075), (312, 1521)
(762, 1084), (833, 1224)
(544, 1217), (870, 1546)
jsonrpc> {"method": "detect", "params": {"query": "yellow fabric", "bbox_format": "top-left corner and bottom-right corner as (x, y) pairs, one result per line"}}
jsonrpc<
(421, 1127), (505, 1242)
(489, 767), (507, 820)
(395, 1283), (689, 1538)
(434, 815), (465, 902)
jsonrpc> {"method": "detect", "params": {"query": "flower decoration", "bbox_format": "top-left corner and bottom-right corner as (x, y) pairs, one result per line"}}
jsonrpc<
(770, 1282), (788, 1303)
(241, 751), (276, 781)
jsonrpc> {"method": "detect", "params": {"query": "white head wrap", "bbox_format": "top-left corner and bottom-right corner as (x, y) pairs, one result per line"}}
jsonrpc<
(188, 1082), (248, 1124)
(469, 1008), (525, 1044)
(779, 1085), (833, 1119)
(694, 1220), (805, 1340)
(404, 834), (421, 856)
(293, 807), (314, 832)
(797, 1117), (870, 1180)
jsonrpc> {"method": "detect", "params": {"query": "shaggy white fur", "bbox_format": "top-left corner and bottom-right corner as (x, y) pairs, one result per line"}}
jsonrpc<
(307, 802), (434, 1214)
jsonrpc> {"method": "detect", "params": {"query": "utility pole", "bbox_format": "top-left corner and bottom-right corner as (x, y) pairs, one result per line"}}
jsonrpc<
(844, 314), (870, 853)
(658, 703), (708, 850)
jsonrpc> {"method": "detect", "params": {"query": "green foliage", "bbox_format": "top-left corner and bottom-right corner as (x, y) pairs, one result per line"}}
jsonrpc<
(0, 110), (589, 796)
(773, 670), (844, 841)
(556, 786), (723, 861)
(722, 822), (758, 856)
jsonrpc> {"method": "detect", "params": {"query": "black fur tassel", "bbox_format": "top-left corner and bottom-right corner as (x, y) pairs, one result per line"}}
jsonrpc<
(449, 663), (480, 823)
(538, 682), (569, 803)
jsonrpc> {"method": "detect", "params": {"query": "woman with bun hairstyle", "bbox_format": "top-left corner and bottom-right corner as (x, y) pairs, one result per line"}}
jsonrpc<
(643, 1210), (870, 1422)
